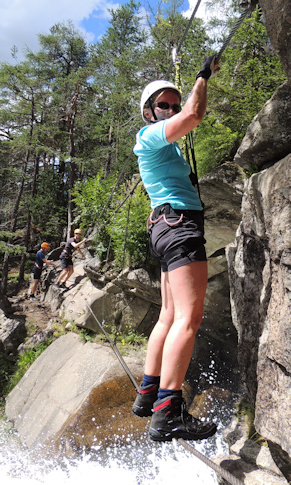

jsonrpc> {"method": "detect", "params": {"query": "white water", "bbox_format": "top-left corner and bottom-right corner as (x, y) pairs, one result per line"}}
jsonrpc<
(0, 418), (231, 485)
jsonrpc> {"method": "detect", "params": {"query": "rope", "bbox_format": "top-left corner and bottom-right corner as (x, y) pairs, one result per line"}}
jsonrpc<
(177, 438), (244, 485)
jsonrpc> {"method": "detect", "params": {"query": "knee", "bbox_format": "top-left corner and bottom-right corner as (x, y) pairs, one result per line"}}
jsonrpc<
(181, 310), (204, 335)
(158, 310), (174, 331)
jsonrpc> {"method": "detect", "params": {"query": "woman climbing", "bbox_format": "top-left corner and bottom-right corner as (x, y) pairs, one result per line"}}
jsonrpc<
(132, 55), (220, 441)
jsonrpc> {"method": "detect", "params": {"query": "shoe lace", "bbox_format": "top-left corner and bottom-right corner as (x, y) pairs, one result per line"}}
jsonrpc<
(180, 398), (189, 423)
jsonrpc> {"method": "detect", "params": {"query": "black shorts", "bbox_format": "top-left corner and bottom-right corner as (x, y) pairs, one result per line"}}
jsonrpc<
(60, 254), (73, 269)
(33, 266), (42, 280)
(149, 204), (206, 272)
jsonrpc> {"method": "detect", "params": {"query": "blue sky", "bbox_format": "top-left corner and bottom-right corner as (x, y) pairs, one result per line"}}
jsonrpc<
(0, 0), (210, 64)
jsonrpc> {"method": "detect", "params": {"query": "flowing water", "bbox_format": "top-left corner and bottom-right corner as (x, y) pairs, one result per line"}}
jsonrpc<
(0, 420), (229, 484)
(0, 387), (237, 485)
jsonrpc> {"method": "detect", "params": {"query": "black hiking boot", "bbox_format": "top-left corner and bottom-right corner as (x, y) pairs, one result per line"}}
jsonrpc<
(149, 394), (217, 442)
(132, 383), (158, 417)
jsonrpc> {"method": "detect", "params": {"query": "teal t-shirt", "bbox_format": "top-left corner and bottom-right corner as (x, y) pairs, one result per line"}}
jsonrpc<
(134, 120), (202, 211)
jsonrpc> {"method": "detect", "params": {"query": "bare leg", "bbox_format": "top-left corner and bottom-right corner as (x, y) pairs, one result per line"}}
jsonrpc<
(63, 266), (74, 283)
(57, 269), (68, 284)
(30, 279), (39, 295)
(160, 261), (207, 389)
(144, 271), (174, 377)
(145, 261), (207, 390)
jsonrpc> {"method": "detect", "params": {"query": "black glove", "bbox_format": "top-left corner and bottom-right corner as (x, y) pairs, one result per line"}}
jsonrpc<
(196, 55), (216, 80)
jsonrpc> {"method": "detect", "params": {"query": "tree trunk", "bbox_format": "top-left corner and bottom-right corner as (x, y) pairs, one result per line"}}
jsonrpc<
(66, 85), (79, 238)
(0, 156), (28, 294)
(104, 125), (113, 178)
(18, 156), (39, 284)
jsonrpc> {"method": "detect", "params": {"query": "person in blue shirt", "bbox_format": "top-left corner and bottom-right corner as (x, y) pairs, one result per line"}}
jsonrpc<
(132, 56), (220, 442)
(29, 242), (58, 300)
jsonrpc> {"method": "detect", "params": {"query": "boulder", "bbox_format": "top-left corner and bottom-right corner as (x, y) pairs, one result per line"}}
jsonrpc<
(5, 332), (146, 452)
(0, 309), (26, 357)
(234, 82), (291, 170)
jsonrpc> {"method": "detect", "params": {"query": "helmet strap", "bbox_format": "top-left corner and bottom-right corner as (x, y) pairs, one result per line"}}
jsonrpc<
(148, 98), (158, 122)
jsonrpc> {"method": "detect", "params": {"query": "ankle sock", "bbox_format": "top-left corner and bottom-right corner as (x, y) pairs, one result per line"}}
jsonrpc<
(142, 374), (160, 388)
(158, 388), (182, 401)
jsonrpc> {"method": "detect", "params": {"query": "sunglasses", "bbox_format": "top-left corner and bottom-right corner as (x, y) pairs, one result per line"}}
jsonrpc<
(153, 101), (181, 113)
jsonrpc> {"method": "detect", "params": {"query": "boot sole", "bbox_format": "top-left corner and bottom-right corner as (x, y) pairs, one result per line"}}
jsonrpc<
(149, 423), (217, 442)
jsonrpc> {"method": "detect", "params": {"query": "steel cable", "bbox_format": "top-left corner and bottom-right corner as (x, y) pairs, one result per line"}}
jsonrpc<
(215, 4), (255, 61)
(85, 306), (244, 485)
(86, 304), (139, 391)
(177, 438), (244, 485)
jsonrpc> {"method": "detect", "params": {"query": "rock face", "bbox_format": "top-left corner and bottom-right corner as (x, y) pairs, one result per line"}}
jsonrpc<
(3, 163), (245, 457)
(259, 0), (291, 82)
(0, 309), (26, 357)
(234, 82), (291, 170)
(223, 0), (291, 465)
(213, 416), (290, 484)
(226, 156), (291, 457)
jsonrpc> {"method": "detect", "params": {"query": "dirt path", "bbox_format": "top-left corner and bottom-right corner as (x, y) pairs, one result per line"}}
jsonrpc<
(10, 290), (59, 331)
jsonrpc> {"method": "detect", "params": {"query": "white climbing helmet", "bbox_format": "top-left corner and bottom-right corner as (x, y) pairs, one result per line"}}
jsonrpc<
(140, 80), (182, 122)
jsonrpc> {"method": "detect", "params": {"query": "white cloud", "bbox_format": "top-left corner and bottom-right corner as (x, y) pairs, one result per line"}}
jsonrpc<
(183, 0), (208, 21)
(0, 0), (119, 64)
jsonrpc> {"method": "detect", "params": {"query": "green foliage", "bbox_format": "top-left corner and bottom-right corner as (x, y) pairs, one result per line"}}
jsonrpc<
(73, 171), (151, 267)
(195, 6), (286, 172)
(72, 170), (118, 228)
(0, 354), (15, 405)
(103, 323), (147, 349)
(194, 120), (240, 176)
(0, 231), (26, 255)
(28, 168), (67, 243)
(107, 184), (151, 268)
(1, 337), (53, 400)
